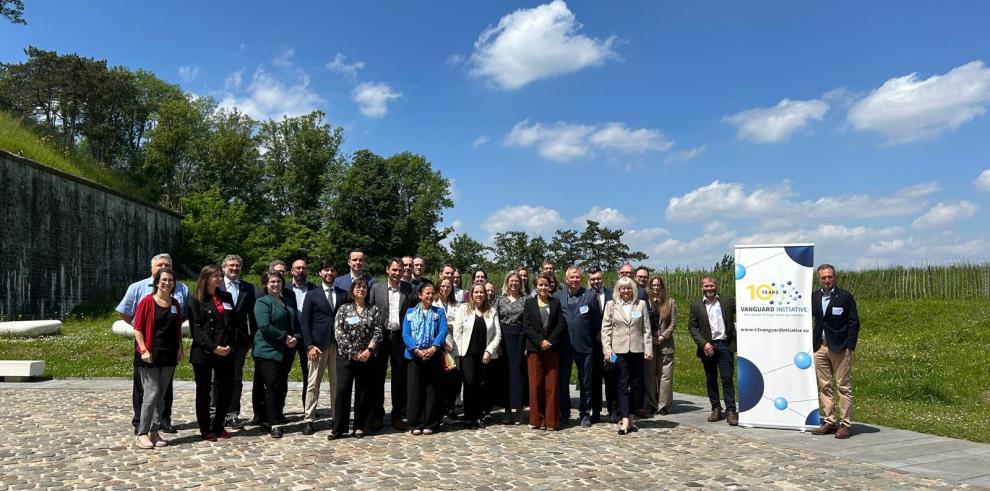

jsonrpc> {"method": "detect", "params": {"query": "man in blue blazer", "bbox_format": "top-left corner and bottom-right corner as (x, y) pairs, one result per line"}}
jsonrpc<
(554, 266), (601, 427)
(299, 261), (346, 436)
(810, 264), (860, 439)
(587, 267), (617, 423)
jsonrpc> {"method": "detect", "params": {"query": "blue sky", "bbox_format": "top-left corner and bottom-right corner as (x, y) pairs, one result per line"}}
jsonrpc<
(4, 1), (990, 269)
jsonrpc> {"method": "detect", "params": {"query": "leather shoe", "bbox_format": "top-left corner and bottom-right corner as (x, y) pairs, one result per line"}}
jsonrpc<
(580, 416), (592, 428)
(707, 407), (722, 422)
(226, 416), (247, 429)
(812, 422), (838, 435)
(372, 417), (384, 430)
(835, 424), (851, 439)
(726, 410), (738, 426)
(391, 420), (408, 431)
(160, 422), (177, 434)
(658, 408), (669, 416)
(302, 422), (315, 435)
(270, 427), (283, 439)
(327, 432), (343, 441)
(608, 412), (620, 424)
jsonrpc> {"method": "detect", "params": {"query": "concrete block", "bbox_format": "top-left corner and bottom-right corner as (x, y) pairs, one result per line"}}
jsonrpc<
(0, 360), (45, 380)
(112, 319), (190, 338)
(0, 320), (61, 337)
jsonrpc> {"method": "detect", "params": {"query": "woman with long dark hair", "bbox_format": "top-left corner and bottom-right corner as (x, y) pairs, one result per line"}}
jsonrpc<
(131, 267), (184, 449)
(403, 282), (448, 435)
(330, 278), (382, 439)
(521, 273), (566, 431)
(252, 270), (299, 438)
(188, 264), (237, 441)
(644, 274), (676, 416)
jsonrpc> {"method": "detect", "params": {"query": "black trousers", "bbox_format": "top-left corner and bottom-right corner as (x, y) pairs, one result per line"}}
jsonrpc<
(571, 351), (595, 418)
(132, 352), (172, 428)
(591, 342), (617, 418)
(500, 326), (526, 409)
(193, 359), (234, 436)
(459, 354), (487, 422)
(295, 342), (309, 407)
(212, 335), (249, 418)
(558, 344), (572, 420)
(374, 331), (408, 422)
(333, 356), (375, 435)
(615, 352), (645, 418)
(701, 340), (736, 411)
(442, 362), (463, 416)
(406, 355), (442, 431)
(252, 356), (291, 426)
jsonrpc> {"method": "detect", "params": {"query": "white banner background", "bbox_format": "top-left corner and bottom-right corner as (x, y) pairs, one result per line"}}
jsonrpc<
(734, 244), (819, 430)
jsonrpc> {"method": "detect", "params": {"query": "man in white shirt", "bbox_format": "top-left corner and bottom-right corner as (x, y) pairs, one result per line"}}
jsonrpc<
(687, 275), (738, 426)
(215, 254), (258, 428)
(368, 258), (416, 430)
(300, 261), (344, 436)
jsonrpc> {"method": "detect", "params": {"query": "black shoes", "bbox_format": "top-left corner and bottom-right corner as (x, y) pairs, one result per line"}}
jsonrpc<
(302, 422), (315, 435)
(270, 426), (283, 439)
(160, 422), (177, 434)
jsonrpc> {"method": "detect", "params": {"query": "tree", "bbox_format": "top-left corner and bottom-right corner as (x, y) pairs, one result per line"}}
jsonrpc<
(547, 229), (582, 270)
(177, 187), (255, 267)
(143, 96), (213, 209)
(1, 0), (25, 24)
(713, 254), (734, 273)
(577, 220), (647, 271)
(491, 231), (548, 273)
(194, 108), (261, 210)
(448, 233), (490, 273)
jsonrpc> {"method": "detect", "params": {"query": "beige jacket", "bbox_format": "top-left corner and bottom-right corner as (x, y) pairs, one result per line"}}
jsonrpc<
(602, 298), (653, 357)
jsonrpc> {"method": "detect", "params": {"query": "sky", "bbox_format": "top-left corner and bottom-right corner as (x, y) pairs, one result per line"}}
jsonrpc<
(3, 1), (990, 270)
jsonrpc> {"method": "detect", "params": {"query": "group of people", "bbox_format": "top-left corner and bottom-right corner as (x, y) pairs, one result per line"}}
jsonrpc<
(118, 251), (860, 449)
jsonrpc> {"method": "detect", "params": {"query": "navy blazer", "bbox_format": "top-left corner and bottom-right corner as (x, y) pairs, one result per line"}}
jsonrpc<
(588, 287), (613, 345)
(554, 287), (599, 354)
(521, 296), (567, 353)
(219, 278), (258, 339)
(299, 285), (346, 349)
(812, 286), (860, 352)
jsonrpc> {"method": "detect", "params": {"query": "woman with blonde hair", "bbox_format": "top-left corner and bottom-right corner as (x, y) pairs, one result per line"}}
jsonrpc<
(493, 272), (528, 423)
(644, 274), (676, 416)
(451, 283), (502, 428)
(602, 276), (653, 435)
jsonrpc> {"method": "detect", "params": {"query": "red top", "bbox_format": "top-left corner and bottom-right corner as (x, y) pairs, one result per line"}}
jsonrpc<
(133, 295), (184, 354)
(212, 295), (226, 320)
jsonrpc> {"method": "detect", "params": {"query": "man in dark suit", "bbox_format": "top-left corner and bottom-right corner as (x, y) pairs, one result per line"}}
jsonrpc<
(618, 264), (649, 301)
(687, 275), (738, 426)
(555, 266), (600, 427)
(299, 261), (345, 436)
(587, 267), (617, 423)
(285, 258), (318, 409)
(333, 249), (375, 294)
(810, 264), (860, 439)
(368, 257), (417, 431)
(215, 254), (258, 429)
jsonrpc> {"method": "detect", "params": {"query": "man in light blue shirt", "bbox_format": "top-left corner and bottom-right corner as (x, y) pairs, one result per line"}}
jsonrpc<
(116, 253), (189, 435)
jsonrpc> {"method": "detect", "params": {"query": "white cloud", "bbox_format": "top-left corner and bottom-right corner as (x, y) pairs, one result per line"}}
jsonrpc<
(504, 119), (671, 162)
(325, 52), (365, 79)
(218, 67), (323, 121)
(664, 144), (706, 164)
(587, 123), (673, 153)
(723, 98), (829, 143)
(272, 48), (295, 68)
(482, 205), (564, 234)
(573, 207), (632, 228)
(178, 65), (200, 83)
(848, 61), (990, 144)
(472, 135), (491, 148)
(468, 0), (617, 90)
(973, 169), (990, 191)
(446, 54), (465, 66)
(224, 69), (244, 91)
(666, 180), (939, 222)
(352, 82), (401, 118)
(912, 201), (979, 229)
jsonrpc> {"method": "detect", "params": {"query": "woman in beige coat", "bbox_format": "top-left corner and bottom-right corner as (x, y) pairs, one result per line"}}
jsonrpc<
(644, 274), (676, 416)
(602, 277), (653, 435)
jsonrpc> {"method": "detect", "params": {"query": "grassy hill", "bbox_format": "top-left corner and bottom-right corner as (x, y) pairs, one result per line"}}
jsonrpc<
(0, 111), (149, 200)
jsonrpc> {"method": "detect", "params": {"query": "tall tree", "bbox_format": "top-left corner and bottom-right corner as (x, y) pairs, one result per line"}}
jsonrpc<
(547, 229), (582, 270)
(491, 231), (548, 273)
(1, 0), (25, 24)
(577, 220), (648, 271)
(143, 95), (214, 209)
(448, 233), (490, 273)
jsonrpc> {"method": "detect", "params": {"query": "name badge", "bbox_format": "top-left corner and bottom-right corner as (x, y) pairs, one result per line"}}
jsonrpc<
(831, 307), (843, 315)
(631, 310), (642, 318)
(578, 305), (589, 314)
(222, 302), (233, 310)
(347, 316), (360, 325)
(170, 305), (178, 314)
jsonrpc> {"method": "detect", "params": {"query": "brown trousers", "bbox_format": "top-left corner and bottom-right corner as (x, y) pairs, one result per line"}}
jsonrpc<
(526, 351), (560, 430)
(814, 344), (853, 427)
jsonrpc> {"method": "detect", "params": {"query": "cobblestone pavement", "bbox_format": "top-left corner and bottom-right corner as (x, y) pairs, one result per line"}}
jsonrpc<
(0, 388), (973, 490)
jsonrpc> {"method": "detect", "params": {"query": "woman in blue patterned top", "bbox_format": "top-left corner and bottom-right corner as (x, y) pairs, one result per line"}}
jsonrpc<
(329, 278), (382, 440)
(402, 282), (448, 435)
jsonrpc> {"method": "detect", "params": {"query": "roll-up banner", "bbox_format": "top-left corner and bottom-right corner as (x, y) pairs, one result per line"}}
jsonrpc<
(734, 243), (819, 431)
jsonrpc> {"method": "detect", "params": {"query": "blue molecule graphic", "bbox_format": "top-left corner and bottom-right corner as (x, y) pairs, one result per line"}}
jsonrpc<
(773, 397), (788, 410)
(787, 280), (792, 285)
(735, 263), (746, 280)
(737, 356), (764, 412)
(769, 300), (774, 304)
(794, 352), (812, 369)
(805, 408), (821, 426)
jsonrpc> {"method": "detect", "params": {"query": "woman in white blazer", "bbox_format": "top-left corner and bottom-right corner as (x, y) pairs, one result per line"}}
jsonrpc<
(452, 283), (502, 428)
(602, 277), (654, 435)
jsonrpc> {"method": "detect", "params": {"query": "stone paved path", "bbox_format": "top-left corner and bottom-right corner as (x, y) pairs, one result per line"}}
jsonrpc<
(0, 383), (980, 490)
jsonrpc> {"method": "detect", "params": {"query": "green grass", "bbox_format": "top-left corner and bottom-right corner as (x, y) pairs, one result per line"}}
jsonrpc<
(2, 297), (987, 442)
(0, 111), (150, 201)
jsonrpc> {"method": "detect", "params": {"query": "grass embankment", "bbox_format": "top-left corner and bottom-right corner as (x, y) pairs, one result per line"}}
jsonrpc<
(1, 297), (987, 442)
(0, 111), (150, 201)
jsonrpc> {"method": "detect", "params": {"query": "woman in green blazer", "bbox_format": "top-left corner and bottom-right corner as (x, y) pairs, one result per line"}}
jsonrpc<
(253, 270), (300, 438)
